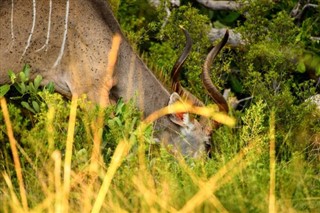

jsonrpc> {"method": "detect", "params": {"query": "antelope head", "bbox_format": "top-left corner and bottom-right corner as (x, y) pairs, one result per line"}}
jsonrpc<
(161, 28), (230, 158)
(0, 0), (229, 158)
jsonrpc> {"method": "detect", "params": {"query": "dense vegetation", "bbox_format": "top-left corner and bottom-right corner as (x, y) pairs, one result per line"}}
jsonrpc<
(1, 0), (319, 212)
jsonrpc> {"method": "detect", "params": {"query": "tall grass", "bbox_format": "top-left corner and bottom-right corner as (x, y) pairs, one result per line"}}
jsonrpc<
(1, 98), (28, 211)
(0, 34), (319, 212)
(1, 94), (319, 212)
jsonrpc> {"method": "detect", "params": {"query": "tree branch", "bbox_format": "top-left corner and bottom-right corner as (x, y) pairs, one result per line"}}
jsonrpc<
(195, 0), (242, 10)
(208, 28), (245, 47)
(291, 1), (319, 21)
(311, 37), (320, 42)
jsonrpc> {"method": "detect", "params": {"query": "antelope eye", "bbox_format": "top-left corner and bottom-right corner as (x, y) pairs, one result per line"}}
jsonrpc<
(205, 142), (212, 158)
(205, 142), (211, 150)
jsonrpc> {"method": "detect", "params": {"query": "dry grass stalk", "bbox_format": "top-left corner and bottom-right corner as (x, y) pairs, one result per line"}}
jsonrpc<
(0, 97), (28, 211)
(91, 139), (131, 213)
(90, 34), (122, 172)
(269, 111), (276, 213)
(179, 140), (260, 212)
(144, 100), (235, 127)
(63, 94), (79, 212)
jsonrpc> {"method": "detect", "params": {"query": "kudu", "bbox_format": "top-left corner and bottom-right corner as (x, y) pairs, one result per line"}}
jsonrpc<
(0, 0), (229, 158)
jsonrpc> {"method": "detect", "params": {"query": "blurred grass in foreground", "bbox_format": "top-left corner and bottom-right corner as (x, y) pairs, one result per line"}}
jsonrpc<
(0, 94), (319, 212)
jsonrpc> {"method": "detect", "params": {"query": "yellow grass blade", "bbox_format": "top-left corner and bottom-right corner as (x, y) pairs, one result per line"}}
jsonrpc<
(269, 110), (276, 213)
(175, 157), (228, 212)
(178, 141), (259, 212)
(132, 175), (178, 212)
(63, 94), (78, 212)
(99, 33), (121, 107)
(91, 139), (131, 213)
(144, 101), (236, 127)
(47, 106), (56, 154)
(0, 97), (28, 211)
(3, 172), (23, 212)
(90, 34), (122, 172)
(52, 150), (63, 213)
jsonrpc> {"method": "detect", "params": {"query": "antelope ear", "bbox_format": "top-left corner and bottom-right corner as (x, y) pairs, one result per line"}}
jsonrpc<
(168, 93), (190, 127)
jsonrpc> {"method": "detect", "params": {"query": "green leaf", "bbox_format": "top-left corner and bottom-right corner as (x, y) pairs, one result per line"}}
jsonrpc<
(28, 82), (36, 94)
(222, 12), (241, 24)
(19, 72), (27, 82)
(32, 101), (40, 113)
(107, 119), (115, 127)
(23, 64), (30, 79)
(21, 101), (36, 113)
(8, 70), (16, 84)
(297, 61), (306, 73)
(230, 75), (243, 93)
(34, 75), (43, 90)
(114, 117), (122, 126)
(213, 20), (226, 29)
(0, 85), (11, 97)
(115, 100), (125, 115)
(45, 82), (55, 93)
(316, 66), (320, 76)
(295, 32), (301, 43)
(19, 83), (26, 94)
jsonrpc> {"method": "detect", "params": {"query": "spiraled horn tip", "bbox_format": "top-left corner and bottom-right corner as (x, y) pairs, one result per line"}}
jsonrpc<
(222, 29), (229, 45)
(225, 29), (230, 37)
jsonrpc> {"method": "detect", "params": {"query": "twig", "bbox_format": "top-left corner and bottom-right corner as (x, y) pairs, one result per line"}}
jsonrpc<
(291, 2), (319, 21)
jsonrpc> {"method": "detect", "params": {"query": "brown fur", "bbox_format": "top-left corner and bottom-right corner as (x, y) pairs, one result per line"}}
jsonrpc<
(0, 0), (229, 157)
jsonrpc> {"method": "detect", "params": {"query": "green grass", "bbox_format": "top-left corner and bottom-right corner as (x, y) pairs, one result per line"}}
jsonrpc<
(0, 90), (319, 212)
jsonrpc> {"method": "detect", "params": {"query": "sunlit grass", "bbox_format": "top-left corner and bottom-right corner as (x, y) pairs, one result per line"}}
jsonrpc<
(144, 100), (235, 127)
(1, 94), (239, 212)
(1, 94), (319, 212)
(1, 97), (28, 211)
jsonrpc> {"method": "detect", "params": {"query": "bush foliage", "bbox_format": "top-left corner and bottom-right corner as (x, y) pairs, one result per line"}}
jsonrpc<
(0, 0), (319, 212)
